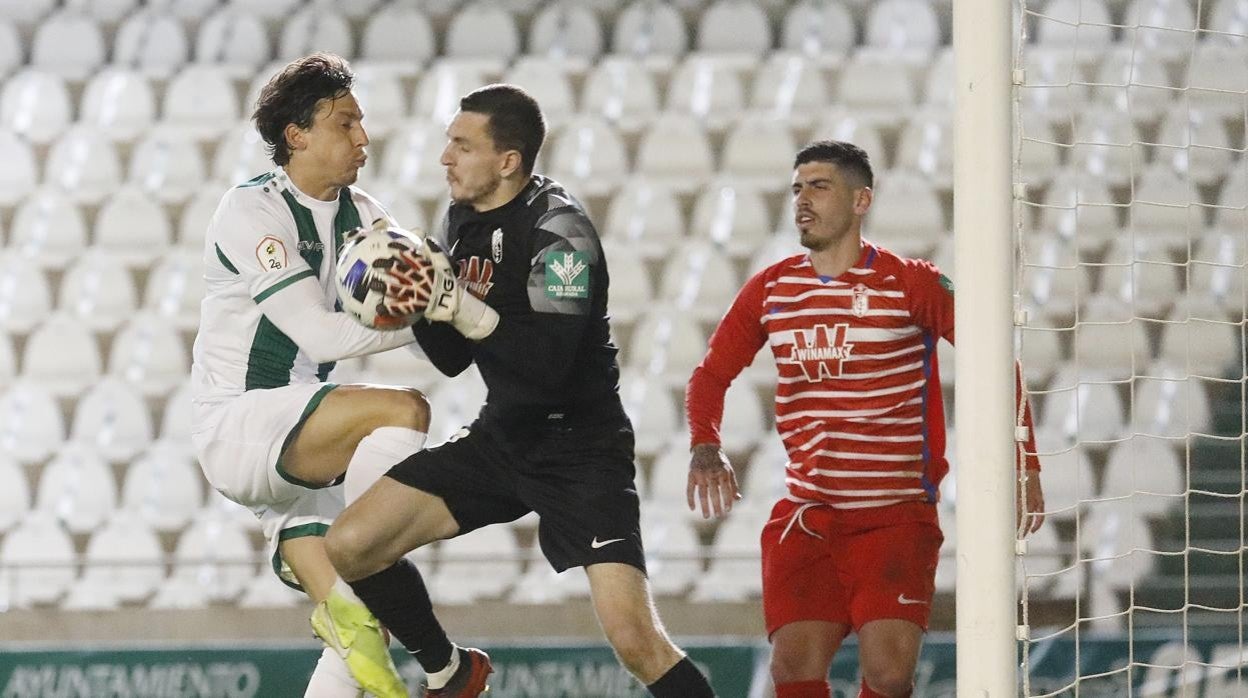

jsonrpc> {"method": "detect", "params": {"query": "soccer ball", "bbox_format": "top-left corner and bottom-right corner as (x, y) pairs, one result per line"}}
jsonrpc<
(334, 224), (425, 330)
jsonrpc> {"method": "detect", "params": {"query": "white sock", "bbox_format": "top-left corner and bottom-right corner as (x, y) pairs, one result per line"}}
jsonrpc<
(423, 645), (461, 690)
(305, 647), (363, 698)
(344, 426), (427, 505)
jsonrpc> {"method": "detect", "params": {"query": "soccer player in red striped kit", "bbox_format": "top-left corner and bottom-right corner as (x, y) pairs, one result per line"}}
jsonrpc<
(684, 141), (1046, 698)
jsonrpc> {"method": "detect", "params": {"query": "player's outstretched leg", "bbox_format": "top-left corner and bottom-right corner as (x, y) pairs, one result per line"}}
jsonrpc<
(311, 581), (409, 698)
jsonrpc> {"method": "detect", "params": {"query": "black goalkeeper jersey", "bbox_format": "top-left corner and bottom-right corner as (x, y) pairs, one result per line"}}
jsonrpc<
(411, 175), (627, 431)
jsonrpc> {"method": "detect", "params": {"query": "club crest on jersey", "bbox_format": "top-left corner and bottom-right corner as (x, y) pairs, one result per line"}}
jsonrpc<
(456, 256), (495, 300)
(491, 228), (503, 263)
(545, 250), (590, 299)
(789, 323), (854, 382)
(256, 236), (287, 271)
(851, 283), (870, 318)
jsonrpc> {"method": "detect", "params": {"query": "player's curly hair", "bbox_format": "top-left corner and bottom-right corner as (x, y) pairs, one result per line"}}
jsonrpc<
(795, 140), (874, 189)
(460, 84), (546, 176)
(253, 52), (355, 166)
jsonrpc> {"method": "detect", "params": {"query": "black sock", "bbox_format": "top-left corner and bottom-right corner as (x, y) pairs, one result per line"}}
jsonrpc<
(647, 656), (715, 697)
(347, 557), (453, 673)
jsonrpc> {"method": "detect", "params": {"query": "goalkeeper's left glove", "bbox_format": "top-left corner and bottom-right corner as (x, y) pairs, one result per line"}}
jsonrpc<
(416, 235), (499, 340)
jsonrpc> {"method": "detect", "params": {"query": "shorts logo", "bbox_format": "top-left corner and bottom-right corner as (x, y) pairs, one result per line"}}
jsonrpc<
(256, 236), (287, 271)
(591, 537), (625, 549)
(545, 251), (590, 299)
(897, 594), (928, 606)
(851, 283), (869, 318)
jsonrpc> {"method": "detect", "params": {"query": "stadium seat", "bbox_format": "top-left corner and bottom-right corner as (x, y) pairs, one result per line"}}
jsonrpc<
(1186, 44), (1248, 122)
(0, 0), (54, 27)
(0, 20), (17, 81)
(21, 314), (102, 398)
(1037, 169), (1121, 252)
(29, 9), (105, 81)
(78, 68), (157, 144)
(509, 564), (591, 605)
(808, 110), (887, 169)
(547, 115), (630, 198)
(689, 181), (773, 260)
(749, 53), (830, 129)
(690, 509), (765, 601)
(0, 453), (29, 533)
(93, 186), (175, 267)
(358, 3), (435, 75)
(528, 1), (604, 67)
(1154, 105), (1235, 187)
(430, 525), (522, 604)
(225, 0), (302, 19)
(238, 569), (304, 609)
(1034, 0), (1114, 56)
(1070, 106), (1141, 189)
(0, 330), (11, 384)
(1102, 437), (1184, 516)
(581, 56), (661, 134)
(921, 46), (955, 107)
(0, 512), (76, 608)
(179, 184), (230, 250)
(412, 62), (490, 124)
(720, 116), (798, 194)
(634, 113), (716, 194)
(86, 0), (140, 24)
(1019, 326), (1064, 386)
(1070, 294), (1153, 380)
(1097, 239), (1181, 320)
(0, 69), (71, 145)
(113, 9), (190, 79)
(194, 7), (270, 79)
(148, 576), (210, 609)
(35, 445), (118, 534)
(444, 1), (521, 73)
(164, 511), (256, 603)
(69, 378), (153, 463)
(345, 68), (406, 140)
(1091, 46), (1175, 125)
(741, 436), (788, 507)
(44, 125), (122, 205)
(0, 380), (65, 464)
(379, 119), (454, 201)
(159, 381), (193, 447)
(612, 0), (688, 65)
(1123, 0), (1197, 63)
(1190, 230), (1246, 315)
(665, 56), (746, 132)
(128, 128), (209, 204)
(358, 345), (443, 391)
(1208, 0), (1248, 43)
(1214, 158), (1247, 229)
(120, 442), (203, 533)
(626, 307), (708, 385)
(162, 65), (240, 142)
(143, 249), (209, 332)
(200, 487), (261, 537)
(836, 51), (916, 128)
(502, 57), (577, 129)
(895, 108), (954, 191)
(0, 252), (52, 333)
(696, 0), (773, 65)
(57, 250), (138, 332)
(639, 507), (702, 596)
(864, 170), (945, 258)
(209, 123), (269, 193)
(1131, 364), (1214, 438)
(1157, 298), (1243, 378)
(657, 240), (741, 321)
(1018, 110), (1062, 188)
(780, 0), (854, 64)
(619, 369), (681, 458)
(1018, 47), (1089, 125)
(599, 239), (654, 325)
(107, 313), (189, 397)
(1128, 164), (1203, 249)
(147, 0), (220, 20)
(70, 512), (165, 607)
(277, 6), (353, 62)
(1041, 362), (1128, 443)
(1028, 429), (1095, 523)
(862, 0), (941, 65)
(647, 439), (702, 517)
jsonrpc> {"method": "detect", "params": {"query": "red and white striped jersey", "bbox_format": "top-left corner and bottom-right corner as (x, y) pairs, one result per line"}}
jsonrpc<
(687, 242), (1038, 509)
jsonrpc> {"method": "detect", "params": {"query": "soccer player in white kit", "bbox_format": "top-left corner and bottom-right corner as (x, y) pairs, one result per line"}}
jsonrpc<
(191, 53), (422, 698)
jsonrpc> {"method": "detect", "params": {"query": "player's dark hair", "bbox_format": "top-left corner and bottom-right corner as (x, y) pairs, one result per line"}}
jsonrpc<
(794, 140), (874, 189)
(253, 52), (355, 166)
(460, 83), (546, 176)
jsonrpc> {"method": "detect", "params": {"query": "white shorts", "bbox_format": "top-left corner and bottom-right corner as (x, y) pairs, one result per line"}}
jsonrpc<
(192, 382), (342, 588)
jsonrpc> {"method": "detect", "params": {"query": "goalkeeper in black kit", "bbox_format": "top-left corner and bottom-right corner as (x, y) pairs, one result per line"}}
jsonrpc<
(324, 84), (716, 698)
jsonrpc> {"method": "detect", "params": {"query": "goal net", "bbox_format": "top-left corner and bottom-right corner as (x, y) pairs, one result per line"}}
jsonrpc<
(1014, 0), (1247, 694)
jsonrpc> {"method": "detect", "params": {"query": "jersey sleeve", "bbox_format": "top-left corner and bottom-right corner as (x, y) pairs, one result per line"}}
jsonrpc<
(527, 208), (600, 317)
(900, 257), (955, 343)
(207, 188), (317, 303)
(686, 268), (771, 447)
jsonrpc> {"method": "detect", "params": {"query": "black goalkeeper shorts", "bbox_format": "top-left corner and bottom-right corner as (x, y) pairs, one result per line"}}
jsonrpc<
(385, 412), (646, 574)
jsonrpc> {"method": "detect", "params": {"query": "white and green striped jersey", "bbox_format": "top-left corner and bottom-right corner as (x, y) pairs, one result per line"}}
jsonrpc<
(191, 168), (390, 405)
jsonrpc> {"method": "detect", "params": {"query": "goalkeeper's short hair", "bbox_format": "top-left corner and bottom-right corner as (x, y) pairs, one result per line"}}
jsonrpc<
(795, 140), (874, 189)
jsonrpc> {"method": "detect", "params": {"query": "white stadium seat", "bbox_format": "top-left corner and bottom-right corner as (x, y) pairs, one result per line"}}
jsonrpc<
(164, 511), (256, 603)
(1069, 106), (1140, 189)
(430, 525), (522, 604)
(1132, 365), (1214, 439)
(0, 453), (30, 533)
(29, 9), (105, 81)
(179, 184), (230, 250)
(691, 509), (766, 601)
(634, 113), (716, 195)
(346, 68), (407, 139)
(93, 186), (175, 267)
(781, 0), (855, 63)
(0, 513), (76, 608)
(863, 0), (940, 64)
(379, 120), (455, 201)
(128, 128), (209, 205)
(865, 170), (945, 258)
(0, 0), (55, 27)
(720, 116), (798, 194)
(619, 369), (681, 458)
(238, 569), (304, 609)
(57, 249), (138, 332)
(503, 57), (577, 129)
(529, 2), (604, 65)
(0, 131), (35, 207)
(444, 1), (520, 73)
(600, 240), (654, 325)
(21, 314), (101, 398)
(412, 62), (489, 124)
(277, 6), (353, 61)
(162, 65), (240, 142)
(113, 9), (189, 79)
(358, 3), (435, 74)
(749, 53), (831, 129)
(44, 125), (122, 205)
(0, 381), (64, 465)
(640, 508), (702, 596)
(1123, 0), (1197, 63)
(603, 179), (686, 260)
(896, 108), (954, 191)
(70, 377), (153, 463)
(837, 52), (916, 128)
(0, 253), (52, 334)
(581, 56), (662, 133)
(666, 57), (745, 132)
(0, 19), (18, 80)
(658, 240), (741, 321)
(1155, 105), (1235, 187)
(8, 188), (87, 270)
(108, 313), (189, 397)
(612, 0), (688, 63)
(194, 7), (270, 79)
(211, 123), (272, 192)
(69, 512), (165, 607)
(159, 381), (193, 446)
(1097, 239), (1181, 320)
(689, 181), (773, 260)
(1127, 164), (1203, 248)
(79, 68), (157, 143)
(1091, 46), (1175, 125)
(626, 308), (708, 388)
(1157, 298), (1243, 378)
(120, 442), (203, 533)
(35, 445), (118, 534)
(1034, 0), (1114, 55)
(547, 115), (630, 198)
(696, 0), (772, 59)
(143, 249), (207, 332)
(1070, 295), (1152, 381)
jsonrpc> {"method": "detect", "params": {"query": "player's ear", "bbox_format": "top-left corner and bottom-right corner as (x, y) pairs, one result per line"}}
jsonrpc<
(285, 122), (307, 153)
(499, 149), (523, 179)
(853, 187), (873, 216)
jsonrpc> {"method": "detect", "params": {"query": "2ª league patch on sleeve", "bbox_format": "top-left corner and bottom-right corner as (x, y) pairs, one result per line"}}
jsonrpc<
(256, 236), (288, 271)
(544, 250), (590, 300)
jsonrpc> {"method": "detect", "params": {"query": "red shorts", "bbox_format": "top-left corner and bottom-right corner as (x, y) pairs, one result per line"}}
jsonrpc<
(761, 499), (943, 637)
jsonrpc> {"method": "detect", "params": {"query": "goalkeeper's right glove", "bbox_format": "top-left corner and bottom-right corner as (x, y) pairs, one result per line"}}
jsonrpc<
(419, 236), (500, 340)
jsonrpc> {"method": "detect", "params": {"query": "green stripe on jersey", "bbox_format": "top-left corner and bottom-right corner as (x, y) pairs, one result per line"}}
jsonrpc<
(253, 268), (316, 303)
(239, 171), (277, 188)
(244, 316), (299, 390)
(215, 244), (239, 274)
